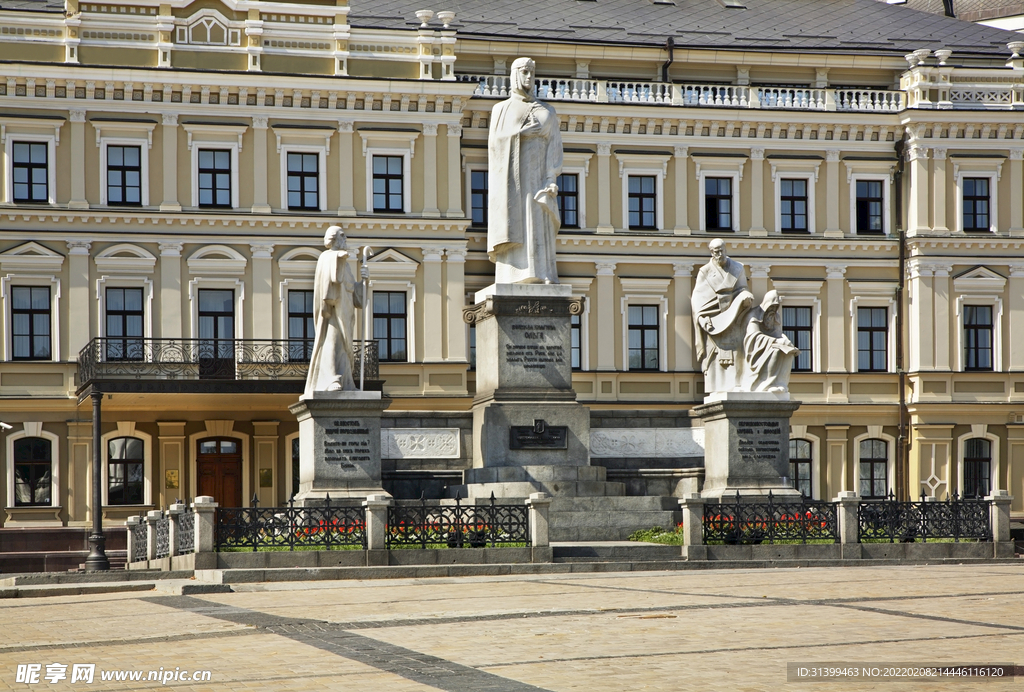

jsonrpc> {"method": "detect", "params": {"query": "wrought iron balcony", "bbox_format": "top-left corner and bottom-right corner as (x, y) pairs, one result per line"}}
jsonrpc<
(77, 338), (378, 391)
(456, 74), (906, 113)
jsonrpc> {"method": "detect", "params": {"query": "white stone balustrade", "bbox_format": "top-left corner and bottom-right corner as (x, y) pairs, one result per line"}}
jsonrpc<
(457, 73), (907, 112)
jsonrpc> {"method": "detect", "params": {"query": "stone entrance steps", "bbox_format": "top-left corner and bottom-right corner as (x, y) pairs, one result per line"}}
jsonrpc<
(455, 465), (626, 499)
(551, 542), (684, 563)
(0, 527), (127, 573)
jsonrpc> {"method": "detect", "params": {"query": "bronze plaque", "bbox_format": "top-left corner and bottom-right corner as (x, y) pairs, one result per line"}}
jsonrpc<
(509, 419), (568, 450)
(165, 469), (179, 489)
(259, 468), (273, 488)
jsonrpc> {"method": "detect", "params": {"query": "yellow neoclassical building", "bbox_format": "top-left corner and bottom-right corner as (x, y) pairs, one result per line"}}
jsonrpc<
(1, 0), (1024, 540)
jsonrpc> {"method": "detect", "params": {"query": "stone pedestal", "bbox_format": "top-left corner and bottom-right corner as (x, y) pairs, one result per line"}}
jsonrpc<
(693, 394), (802, 500)
(288, 391), (391, 504)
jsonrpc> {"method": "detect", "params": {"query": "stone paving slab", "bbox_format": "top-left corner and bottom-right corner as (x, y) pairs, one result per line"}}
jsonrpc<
(0, 565), (1022, 690)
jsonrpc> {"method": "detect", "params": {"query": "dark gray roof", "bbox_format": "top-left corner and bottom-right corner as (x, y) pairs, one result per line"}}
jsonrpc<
(0, 0), (63, 12)
(350, 0), (1021, 57)
(901, 0), (1024, 22)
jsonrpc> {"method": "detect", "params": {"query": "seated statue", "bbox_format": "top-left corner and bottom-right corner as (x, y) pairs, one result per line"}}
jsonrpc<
(743, 290), (800, 393)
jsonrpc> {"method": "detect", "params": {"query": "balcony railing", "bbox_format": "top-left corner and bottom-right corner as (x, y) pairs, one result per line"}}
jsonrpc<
(456, 74), (905, 113)
(78, 338), (378, 386)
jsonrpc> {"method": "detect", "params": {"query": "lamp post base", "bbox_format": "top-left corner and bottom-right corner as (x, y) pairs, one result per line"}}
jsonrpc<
(83, 532), (110, 571)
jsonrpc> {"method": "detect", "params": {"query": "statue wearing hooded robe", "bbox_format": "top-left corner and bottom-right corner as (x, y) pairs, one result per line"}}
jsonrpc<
(304, 225), (367, 396)
(487, 57), (563, 284)
(743, 290), (799, 393)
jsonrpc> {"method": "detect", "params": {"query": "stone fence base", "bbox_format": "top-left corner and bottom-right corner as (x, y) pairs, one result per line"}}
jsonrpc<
(684, 541), (1014, 561)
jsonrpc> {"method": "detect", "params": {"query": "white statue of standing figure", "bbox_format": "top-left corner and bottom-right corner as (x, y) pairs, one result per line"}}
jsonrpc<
(304, 225), (369, 396)
(487, 57), (563, 284)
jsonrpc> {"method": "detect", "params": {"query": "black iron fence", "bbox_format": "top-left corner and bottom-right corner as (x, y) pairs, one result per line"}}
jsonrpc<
(130, 519), (147, 563)
(176, 509), (195, 555)
(387, 493), (530, 549)
(858, 493), (991, 543)
(154, 515), (170, 559)
(216, 496), (366, 551)
(703, 491), (840, 545)
(78, 338), (378, 385)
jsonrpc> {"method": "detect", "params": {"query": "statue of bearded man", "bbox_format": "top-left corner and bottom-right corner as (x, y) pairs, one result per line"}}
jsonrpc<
(486, 57), (564, 284)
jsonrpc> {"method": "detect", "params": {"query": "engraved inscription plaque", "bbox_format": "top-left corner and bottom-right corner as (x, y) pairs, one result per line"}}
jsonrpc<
(321, 418), (373, 471)
(510, 419), (568, 449)
(736, 419), (784, 464)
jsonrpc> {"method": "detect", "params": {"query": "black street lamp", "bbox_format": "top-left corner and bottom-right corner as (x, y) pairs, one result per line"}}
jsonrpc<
(84, 390), (109, 571)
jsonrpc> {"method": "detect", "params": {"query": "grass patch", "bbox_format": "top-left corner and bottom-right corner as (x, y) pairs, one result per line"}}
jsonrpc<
(628, 525), (686, 545)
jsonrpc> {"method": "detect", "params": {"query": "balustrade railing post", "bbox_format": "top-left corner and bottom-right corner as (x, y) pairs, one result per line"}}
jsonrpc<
(167, 503), (185, 559)
(986, 490), (1013, 547)
(145, 510), (162, 562)
(126, 515), (141, 566)
(193, 495), (219, 553)
(824, 89), (837, 111)
(835, 491), (860, 545)
(678, 493), (705, 548)
(363, 493), (391, 552)
(525, 492), (551, 548)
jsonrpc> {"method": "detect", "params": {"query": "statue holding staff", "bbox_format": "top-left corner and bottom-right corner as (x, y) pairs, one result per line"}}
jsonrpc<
(304, 225), (369, 396)
(487, 57), (563, 284)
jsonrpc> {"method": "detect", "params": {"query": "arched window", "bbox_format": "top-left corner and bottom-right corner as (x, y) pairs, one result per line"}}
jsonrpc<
(108, 437), (144, 505)
(789, 439), (812, 498)
(859, 438), (888, 499)
(14, 437), (52, 506)
(962, 438), (991, 499)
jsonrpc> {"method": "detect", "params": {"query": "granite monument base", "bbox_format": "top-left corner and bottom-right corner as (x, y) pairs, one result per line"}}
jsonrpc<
(693, 394), (802, 500)
(289, 391), (391, 504)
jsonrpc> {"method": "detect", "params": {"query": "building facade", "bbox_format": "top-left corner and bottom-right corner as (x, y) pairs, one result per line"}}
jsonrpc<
(1, 0), (1024, 528)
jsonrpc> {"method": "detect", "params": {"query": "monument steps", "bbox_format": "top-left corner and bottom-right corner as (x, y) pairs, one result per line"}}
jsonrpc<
(551, 543), (684, 563)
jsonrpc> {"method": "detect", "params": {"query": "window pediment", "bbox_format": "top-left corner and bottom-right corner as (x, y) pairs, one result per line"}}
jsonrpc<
(369, 248), (419, 280)
(954, 266), (1006, 294)
(0, 242), (64, 273)
(187, 245), (247, 275)
(95, 243), (156, 274)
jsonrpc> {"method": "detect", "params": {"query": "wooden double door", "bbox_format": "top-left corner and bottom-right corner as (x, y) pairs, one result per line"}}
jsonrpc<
(196, 437), (242, 507)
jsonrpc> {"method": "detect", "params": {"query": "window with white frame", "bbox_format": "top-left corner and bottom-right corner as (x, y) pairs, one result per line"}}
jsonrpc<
(844, 162), (894, 236)
(287, 289), (315, 362)
(849, 282), (896, 373)
(696, 158), (745, 233)
(954, 159), (1001, 234)
(372, 155), (405, 213)
(107, 436), (145, 505)
(106, 145), (143, 207)
(859, 437), (889, 499)
(962, 437), (991, 499)
(773, 280), (822, 374)
(617, 153), (668, 231)
(789, 438), (812, 497)
(373, 290), (408, 362)
(953, 266), (1005, 373)
(6, 424), (59, 509)
(10, 286), (51, 361)
(286, 150), (321, 211)
(183, 123), (246, 210)
(770, 160), (818, 234)
(105, 287), (145, 361)
(619, 279), (669, 372)
(12, 142), (50, 204)
(558, 173), (580, 229)
(3, 119), (60, 205)
(366, 250), (419, 363)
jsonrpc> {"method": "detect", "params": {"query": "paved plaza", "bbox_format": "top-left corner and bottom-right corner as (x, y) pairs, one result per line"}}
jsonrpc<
(1, 564), (1023, 691)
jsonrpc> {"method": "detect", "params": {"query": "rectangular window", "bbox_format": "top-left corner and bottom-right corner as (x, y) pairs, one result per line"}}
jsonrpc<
(859, 439), (888, 499)
(789, 439), (812, 498)
(557, 173), (579, 228)
(782, 306), (812, 371)
(107, 437), (144, 505)
(197, 289), (235, 379)
(372, 155), (404, 213)
(857, 307), (887, 372)
(11, 286), (51, 360)
(198, 149), (232, 208)
(373, 291), (407, 362)
(627, 305), (659, 370)
(571, 313), (581, 370)
(963, 305), (993, 372)
(780, 179), (808, 233)
(963, 438), (991, 499)
(287, 290), (315, 362)
(106, 145), (142, 206)
(286, 152), (319, 211)
(105, 287), (144, 361)
(856, 180), (884, 234)
(468, 323), (476, 370)
(470, 170), (488, 227)
(13, 437), (51, 506)
(963, 177), (990, 232)
(704, 177), (732, 231)
(12, 142), (48, 203)
(627, 175), (656, 230)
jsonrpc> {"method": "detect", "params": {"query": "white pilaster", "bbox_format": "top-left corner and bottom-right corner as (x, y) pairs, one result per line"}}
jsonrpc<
(932, 263), (952, 370)
(250, 116), (271, 214)
(826, 264), (847, 373)
(444, 247), (467, 361)
(1010, 264), (1024, 370)
(69, 109), (89, 209)
(1010, 149), (1024, 236)
(823, 149), (842, 237)
(159, 242), (183, 338)
(749, 147), (766, 236)
(160, 114), (181, 212)
(595, 261), (616, 369)
(672, 146), (690, 235)
(67, 241), (91, 356)
(596, 143), (613, 233)
(250, 243), (274, 339)
(932, 148), (949, 233)
(907, 144), (930, 235)
(421, 123), (440, 218)
(337, 121), (356, 217)
(444, 123), (463, 217)
(422, 248), (444, 362)
(673, 262), (694, 372)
